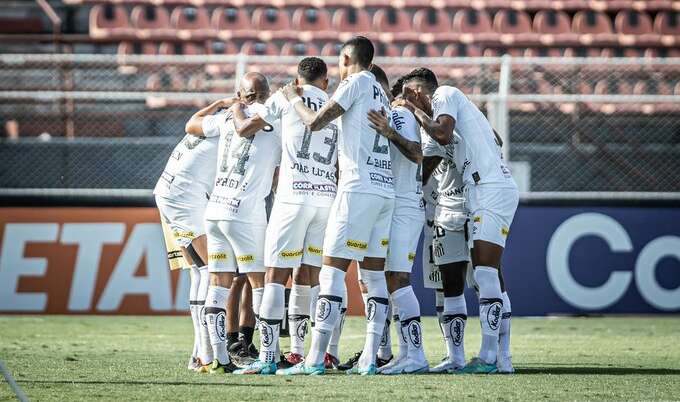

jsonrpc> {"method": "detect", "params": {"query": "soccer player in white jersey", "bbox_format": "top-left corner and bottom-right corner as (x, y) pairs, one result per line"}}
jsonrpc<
(154, 97), (237, 372)
(398, 68), (519, 374)
(224, 57), (338, 374)
(201, 72), (282, 374)
(366, 71), (429, 374)
(277, 36), (394, 376)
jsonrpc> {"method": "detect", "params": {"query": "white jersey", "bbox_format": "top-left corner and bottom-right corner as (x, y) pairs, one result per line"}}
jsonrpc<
(432, 86), (516, 189)
(153, 132), (219, 203)
(422, 133), (466, 214)
(330, 70), (394, 198)
(258, 85), (338, 208)
(389, 106), (422, 209)
(204, 103), (282, 224)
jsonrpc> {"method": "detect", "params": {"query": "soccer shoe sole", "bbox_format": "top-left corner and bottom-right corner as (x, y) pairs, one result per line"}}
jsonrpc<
(233, 364), (277, 375)
(429, 361), (464, 374)
(276, 364), (325, 376)
(458, 364), (499, 374)
(345, 364), (377, 376)
(380, 362), (429, 375)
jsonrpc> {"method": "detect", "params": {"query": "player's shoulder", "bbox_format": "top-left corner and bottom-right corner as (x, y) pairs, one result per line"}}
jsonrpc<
(433, 85), (463, 99)
(391, 105), (415, 119)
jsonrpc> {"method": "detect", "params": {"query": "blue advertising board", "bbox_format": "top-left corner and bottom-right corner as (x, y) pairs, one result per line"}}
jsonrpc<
(412, 206), (680, 316)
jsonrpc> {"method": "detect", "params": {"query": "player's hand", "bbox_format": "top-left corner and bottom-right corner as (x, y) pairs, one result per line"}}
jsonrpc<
(280, 81), (302, 100)
(413, 93), (432, 115)
(220, 97), (240, 107)
(367, 109), (393, 139)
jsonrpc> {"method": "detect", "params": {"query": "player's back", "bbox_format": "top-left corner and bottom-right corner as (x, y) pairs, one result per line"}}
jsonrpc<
(330, 70), (394, 199)
(264, 85), (338, 207)
(205, 103), (281, 224)
(390, 106), (422, 208)
(153, 133), (218, 202)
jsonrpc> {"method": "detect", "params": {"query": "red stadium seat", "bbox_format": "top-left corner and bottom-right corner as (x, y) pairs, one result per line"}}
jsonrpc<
(332, 8), (372, 40)
(452, 9), (497, 44)
(402, 43), (442, 58)
(533, 10), (578, 46)
(241, 40), (279, 56)
(493, 9), (536, 45)
(321, 42), (343, 56)
(170, 6), (212, 40)
(373, 7), (416, 42)
(252, 7), (293, 40)
(206, 40), (238, 55)
(572, 10), (616, 45)
(130, 5), (172, 39)
(281, 42), (320, 56)
(654, 11), (680, 47)
(292, 8), (332, 31)
(614, 10), (657, 46)
(524, 48), (565, 57)
(117, 41), (158, 56)
(211, 7), (256, 41)
(413, 8), (451, 34)
(159, 42), (205, 55)
(89, 4), (132, 39)
(373, 42), (401, 57)
(442, 43), (482, 57)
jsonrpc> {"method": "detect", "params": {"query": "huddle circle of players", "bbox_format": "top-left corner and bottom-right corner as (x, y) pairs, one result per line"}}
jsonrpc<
(154, 36), (519, 376)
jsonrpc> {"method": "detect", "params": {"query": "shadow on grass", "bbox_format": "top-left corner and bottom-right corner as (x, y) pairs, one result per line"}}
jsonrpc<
(518, 367), (680, 375)
(16, 379), (272, 387)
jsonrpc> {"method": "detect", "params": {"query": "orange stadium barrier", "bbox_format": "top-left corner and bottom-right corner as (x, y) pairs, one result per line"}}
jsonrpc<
(0, 208), (364, 315)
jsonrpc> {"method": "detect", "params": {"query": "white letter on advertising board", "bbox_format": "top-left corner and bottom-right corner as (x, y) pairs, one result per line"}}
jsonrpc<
(635, 236), (680, 311)
(61, 223), (125, 311)
(97, 223), (172, 311)
(547, 213), (633, 310)
(0, 223), (59, 311)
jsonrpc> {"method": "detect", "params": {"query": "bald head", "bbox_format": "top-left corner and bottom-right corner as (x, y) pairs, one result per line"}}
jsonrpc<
(238, 72), (270, 104)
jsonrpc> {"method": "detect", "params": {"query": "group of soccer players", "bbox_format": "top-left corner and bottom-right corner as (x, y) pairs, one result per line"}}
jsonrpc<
(154, 35), (519, 376)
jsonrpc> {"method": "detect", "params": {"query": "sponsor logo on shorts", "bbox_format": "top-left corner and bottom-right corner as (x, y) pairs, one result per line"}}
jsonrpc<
(486, 302), (502, 331)
(473, 216), (481, 223)
(501, 227), (509, 237)
(429, 270), (441, 283)
(173, 230), (195, 239)
(236, 254), (254, 263)
(407, 320), (422, 348)
(408, 252), (416, 262)
(260, 322), (274, 347)
(307, 245), (322, 255)
(208, 252), (228, 261)
(280, 249), (303, 259)
(346, 239), (368, 250)
(316, 298), (332, 322)
(380, 238), (389, 248)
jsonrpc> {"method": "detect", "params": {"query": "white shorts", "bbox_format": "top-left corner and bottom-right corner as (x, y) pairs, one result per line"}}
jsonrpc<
(205, 219), (266, 274)
(433, 224), (470, 266)
(386, 204), (424, 273)
(155, 195), (207, 248)
(264, 201), (330, 269)
(466, 185), (519, 248)
(422, 221), (442, 289)
(323, 190), (395, 261)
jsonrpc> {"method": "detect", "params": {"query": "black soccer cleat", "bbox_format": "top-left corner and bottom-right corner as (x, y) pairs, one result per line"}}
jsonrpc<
(338, 351), (362, 371)
(377, 355), (393, 368)
(210, 360), (240, 374)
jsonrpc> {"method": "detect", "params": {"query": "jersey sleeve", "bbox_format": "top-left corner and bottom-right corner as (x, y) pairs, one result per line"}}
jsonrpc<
(260, 93), (286, 125)
(201, 115), (222, 138)
(391, 108), (420, 143)
(432, 87), (460, 122)
(421, 132), (445, 158)
(330, 76), (360, 111)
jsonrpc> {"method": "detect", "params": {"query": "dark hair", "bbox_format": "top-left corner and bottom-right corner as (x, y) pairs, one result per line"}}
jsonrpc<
(297, 57), (327, 83)
(340, 36), (374, 67)
(369, 63), (389, 89)
(403, 67), (439, 92)
(391, 75), (405, 98)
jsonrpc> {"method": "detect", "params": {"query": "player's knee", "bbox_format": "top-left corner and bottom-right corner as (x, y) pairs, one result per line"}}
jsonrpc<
(209, 272), (233, 288)
(440, 262), (467, 296)
(292, 266), (310, 285)
(247, 272), (265, 289)
(471, 240), (504, 268)
(386, 272), (409, 293)
(266, 267), (291, 285)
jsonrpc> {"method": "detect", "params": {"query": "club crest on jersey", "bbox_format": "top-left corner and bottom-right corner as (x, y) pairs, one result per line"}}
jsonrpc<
(215, 311), (226, 341)
(486, 302), (502, 331)
(316, 298), (332, 322)
(260, 322), (274, 347)
(450, 318), (465, 346)
(407, 320), (422, 348)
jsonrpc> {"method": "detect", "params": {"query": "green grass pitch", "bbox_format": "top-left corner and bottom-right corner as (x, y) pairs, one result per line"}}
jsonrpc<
(1, 315), (679, 401)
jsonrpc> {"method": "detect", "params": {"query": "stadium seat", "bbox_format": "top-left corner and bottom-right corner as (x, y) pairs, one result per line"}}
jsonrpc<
(321, 42), (343, 56)
(89, 4), (132, 39)
(412, 8), (452, 42)
(241, 40), (279, 56)
(206, 40), (238, 55)
(402, 43), (442, 57)
(654, 11), (680, 46)
(159, 42), (205, 55)
(291, 8), (335, 41)
(332, 8), (372, 41)
(493, 9), (536, 45)
(614, 10), (657, 46)
(524, 48), (565, 57)
(252, 7), (293, 40)
(452, 9), (498, 44)
(281, 42), (320, 56)
(372, 7), (417, 42)
(170, 6), (212, 40)
(374, 42), (401, 57)
(211, 7), (257, 41)
(117, 41), (158, 56)
(533, 10), (578, 46)
(572, 10), (616, 45)
(130, 5), (172, 39)
(442, 43), (483, 57)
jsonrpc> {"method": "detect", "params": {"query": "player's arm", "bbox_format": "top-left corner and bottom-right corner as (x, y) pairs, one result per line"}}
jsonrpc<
(185, 98), (237, 136)
(394, 98), (454, 146)
(367, 109), (422, 164)
(493, 128), (503, 147)
(281, 82), (345, 131)
(230, 102), (267, 138)
(422, 155), (442, 186)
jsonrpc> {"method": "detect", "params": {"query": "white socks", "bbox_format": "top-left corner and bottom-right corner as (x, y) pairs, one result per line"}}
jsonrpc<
(392, 286), (425, 361)
(309, 285), (320, 328)
(288, 284), (311, 356)
(474, 266), (503, 364)
(259, 283), (285, 363)
(377, 301), (393, 360)
(205, 285), (230, 364)
(499, 291), (512, 358)
(391, 303), (407, 360)
(327, 284), (347, 359)
(306, 266), (345, 367)
(357, 269), (389, 369)
(252, 286), (264, 320)
(197, 267), (212, 364)
(441, 294), (467, 366)
(188, 265), (201, 359)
